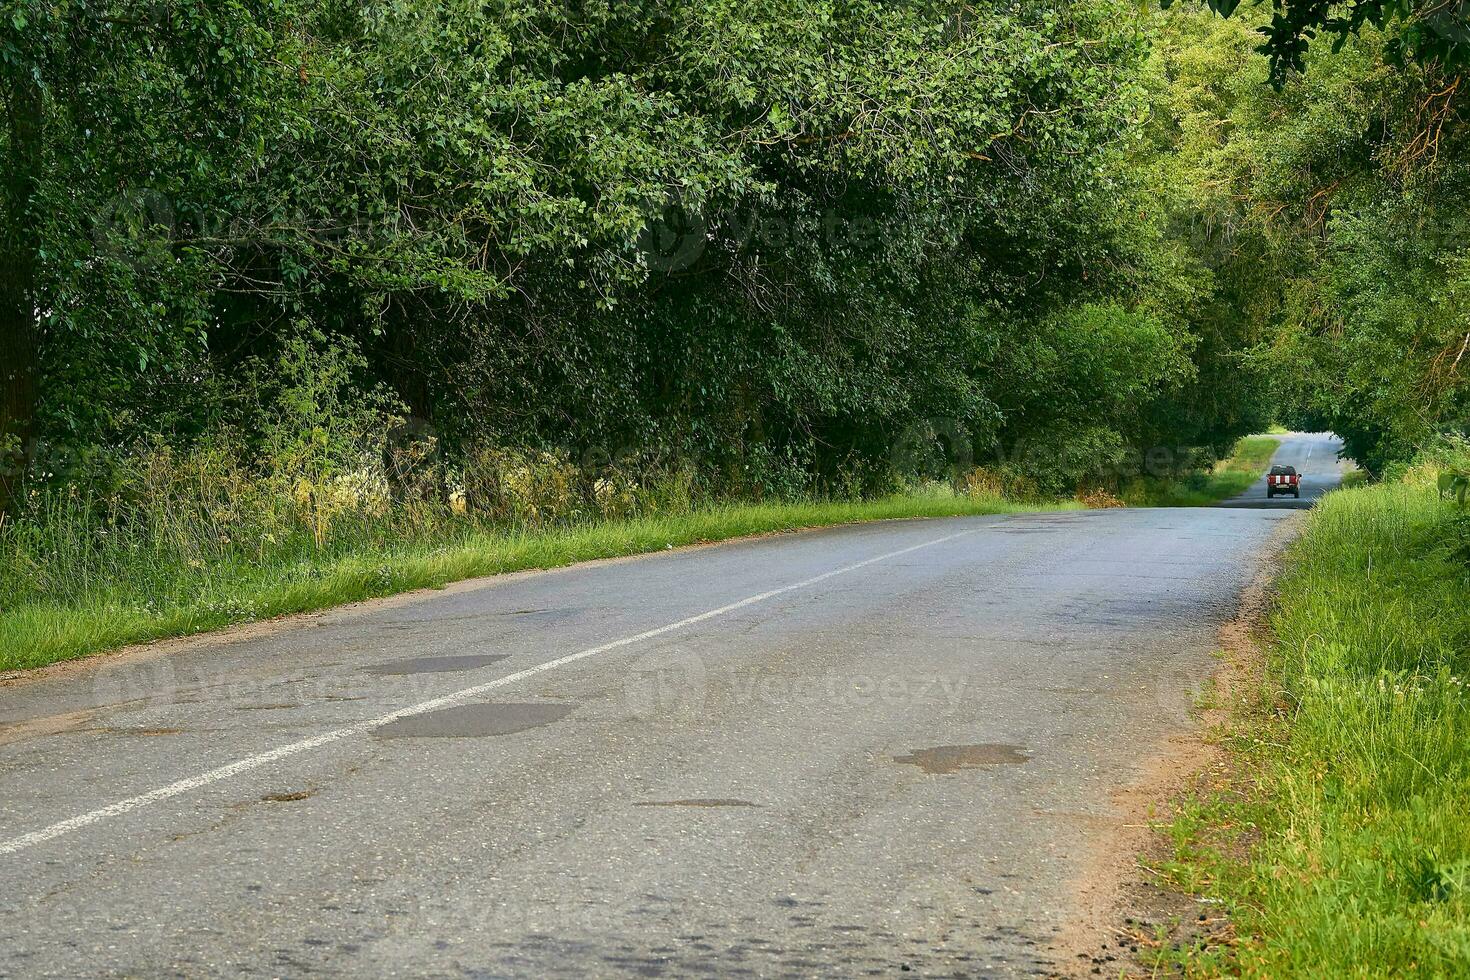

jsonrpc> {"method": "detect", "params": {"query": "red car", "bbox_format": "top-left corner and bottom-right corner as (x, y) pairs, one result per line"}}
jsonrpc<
(1266, 464), (1300, 498)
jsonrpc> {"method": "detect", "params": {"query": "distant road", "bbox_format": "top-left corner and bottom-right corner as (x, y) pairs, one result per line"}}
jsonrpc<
(0, 433), (1344, 977)
(1215, 430), (1348, 510)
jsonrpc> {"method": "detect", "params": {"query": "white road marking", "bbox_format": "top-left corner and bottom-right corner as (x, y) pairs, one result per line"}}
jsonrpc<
(0, 527), (980, 857)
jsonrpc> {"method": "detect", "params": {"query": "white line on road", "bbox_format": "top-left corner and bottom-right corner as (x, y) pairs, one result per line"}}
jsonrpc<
(1, 527), (981, 857)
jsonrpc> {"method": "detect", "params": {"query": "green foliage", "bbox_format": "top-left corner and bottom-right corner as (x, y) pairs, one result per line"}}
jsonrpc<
(1144, 5), (1470, 476)
(234, 324), (405, 505)
(1, 0), (1268, 510)
(988, 302), (1198, 489)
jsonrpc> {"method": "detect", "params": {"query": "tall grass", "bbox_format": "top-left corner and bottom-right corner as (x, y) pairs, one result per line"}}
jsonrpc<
(0, 444), (1071, 672)
(1160, 462), (1470, 975)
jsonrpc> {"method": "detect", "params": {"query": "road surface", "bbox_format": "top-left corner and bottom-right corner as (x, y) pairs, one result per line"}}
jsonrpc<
(0, 434), (1344, 977)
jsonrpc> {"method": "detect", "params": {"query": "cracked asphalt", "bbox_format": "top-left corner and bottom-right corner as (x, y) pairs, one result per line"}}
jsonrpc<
(0, 433), (1345, 977)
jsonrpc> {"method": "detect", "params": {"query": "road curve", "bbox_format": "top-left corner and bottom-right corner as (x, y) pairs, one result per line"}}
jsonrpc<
(0, 433), (1343, 977)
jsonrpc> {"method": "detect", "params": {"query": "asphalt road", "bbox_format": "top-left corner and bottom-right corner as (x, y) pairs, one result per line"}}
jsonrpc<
(1214, 430), (1346, 510)
(0, 433), (1344, 978)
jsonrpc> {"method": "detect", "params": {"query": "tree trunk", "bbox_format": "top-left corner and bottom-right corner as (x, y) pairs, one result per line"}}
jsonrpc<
(0, 74), (42, 512)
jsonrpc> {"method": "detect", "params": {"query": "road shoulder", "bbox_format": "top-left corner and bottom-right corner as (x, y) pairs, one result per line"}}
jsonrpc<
(1052, 510), (1306, 976)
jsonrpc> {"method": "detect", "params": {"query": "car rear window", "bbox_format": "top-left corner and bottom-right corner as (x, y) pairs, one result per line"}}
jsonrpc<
(1269, 465), (1297, 476)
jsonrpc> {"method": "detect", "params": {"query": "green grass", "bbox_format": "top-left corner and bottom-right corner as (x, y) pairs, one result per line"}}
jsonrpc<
(0, 492), (1073, 673)
(1123, 434), (1282, 507)
(1156, 479), (1470, 975)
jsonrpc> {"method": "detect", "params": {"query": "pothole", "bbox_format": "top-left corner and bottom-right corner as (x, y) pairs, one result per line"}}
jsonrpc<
(373, 702), (573, 738)
(365, 654), (511, 675)
(893, 744), (1030, 774)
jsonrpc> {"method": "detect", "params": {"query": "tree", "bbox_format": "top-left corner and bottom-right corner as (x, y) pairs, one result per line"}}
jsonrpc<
(2, 0), (1275, 509)
(1, 0), (309, 505)
(1147, 4), (1470, 473)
